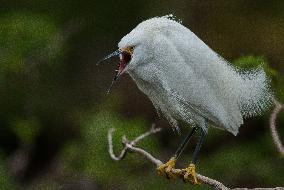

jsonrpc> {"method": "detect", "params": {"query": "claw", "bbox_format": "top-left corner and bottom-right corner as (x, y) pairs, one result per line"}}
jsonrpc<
(157, 157), (177, 180)
(181, 163), (200, 184)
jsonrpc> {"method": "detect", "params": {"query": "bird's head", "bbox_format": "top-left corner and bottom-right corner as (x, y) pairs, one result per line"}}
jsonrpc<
(98, 15), (181, 93)
(117, 20), (158, 74)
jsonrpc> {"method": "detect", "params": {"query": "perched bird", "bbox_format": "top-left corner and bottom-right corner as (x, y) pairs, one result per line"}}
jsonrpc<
(98, 15), (272, 184)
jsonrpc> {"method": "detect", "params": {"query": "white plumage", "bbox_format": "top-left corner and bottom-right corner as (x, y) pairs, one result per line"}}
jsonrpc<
(117, 15), (272, 135)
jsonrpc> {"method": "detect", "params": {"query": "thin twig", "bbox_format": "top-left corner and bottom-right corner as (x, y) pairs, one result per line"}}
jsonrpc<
(269, 98), (284, 156)
(107, 124), (161, 161)
(107, 126), (284, 190)
(130, 124), (161, 146)
(107, 128), (127, 160)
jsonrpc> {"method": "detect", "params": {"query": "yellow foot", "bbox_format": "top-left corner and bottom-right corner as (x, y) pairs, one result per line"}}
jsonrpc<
(157, 157), (177, 180)
(181, 163), (200, 184)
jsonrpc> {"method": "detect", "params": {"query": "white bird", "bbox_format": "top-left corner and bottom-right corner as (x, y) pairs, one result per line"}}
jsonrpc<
(99, 15), (272, 183)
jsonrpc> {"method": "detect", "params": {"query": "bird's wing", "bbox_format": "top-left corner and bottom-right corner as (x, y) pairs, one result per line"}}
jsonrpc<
(150, 32), (242, 135)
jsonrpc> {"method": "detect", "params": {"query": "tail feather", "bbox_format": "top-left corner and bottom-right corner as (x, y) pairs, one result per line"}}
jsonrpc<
(237, 67), (273, 117)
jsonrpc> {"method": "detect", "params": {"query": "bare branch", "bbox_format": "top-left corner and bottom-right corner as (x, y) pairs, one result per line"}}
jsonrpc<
(130, 124), (161, 146)
(107, 128), (127, 161)
(107, 127), (284, 190)
(107, 124), (161, 161)
(269, 98), (284, 156)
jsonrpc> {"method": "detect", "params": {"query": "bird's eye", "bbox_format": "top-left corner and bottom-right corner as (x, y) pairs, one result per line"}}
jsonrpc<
(122, 46), (134, 55)
(128, 46), (134, 54)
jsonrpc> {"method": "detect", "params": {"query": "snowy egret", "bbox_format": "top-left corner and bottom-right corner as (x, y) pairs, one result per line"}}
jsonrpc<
(99, 15), (272, 184)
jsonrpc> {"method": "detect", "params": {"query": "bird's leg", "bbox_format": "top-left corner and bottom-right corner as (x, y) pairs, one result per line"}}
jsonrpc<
(157, 127), (198, 180)
(181, 129), (206, 184)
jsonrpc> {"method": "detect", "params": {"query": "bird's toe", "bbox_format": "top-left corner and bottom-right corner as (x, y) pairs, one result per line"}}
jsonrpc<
(181, 163), (200, 184)
(157, 157), (177, 180)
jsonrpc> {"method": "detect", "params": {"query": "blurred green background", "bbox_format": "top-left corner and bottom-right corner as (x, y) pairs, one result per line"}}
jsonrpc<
(0, 0), (284, 189)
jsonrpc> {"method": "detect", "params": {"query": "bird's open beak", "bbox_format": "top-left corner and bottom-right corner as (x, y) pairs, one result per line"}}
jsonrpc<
(96, 49), (121, 65)
(117, 47), (133, 75)
(97, 47), (133, 94)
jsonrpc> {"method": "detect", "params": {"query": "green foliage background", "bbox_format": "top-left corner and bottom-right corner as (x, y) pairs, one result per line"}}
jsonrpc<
(0, 0), (283, 189)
